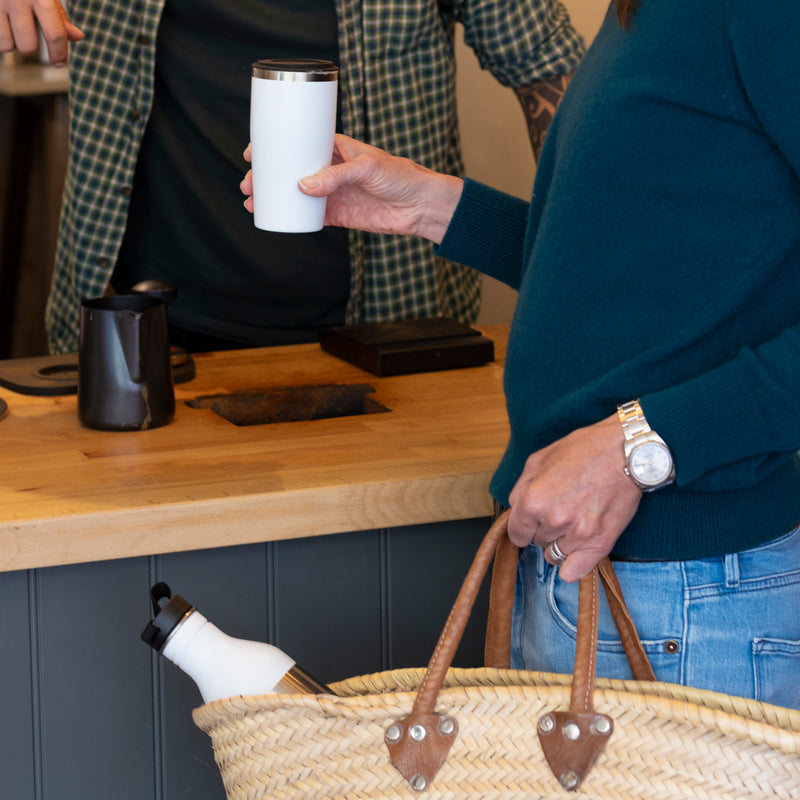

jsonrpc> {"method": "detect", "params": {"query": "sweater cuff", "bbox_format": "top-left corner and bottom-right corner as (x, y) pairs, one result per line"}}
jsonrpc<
(434, 178), (529, 288)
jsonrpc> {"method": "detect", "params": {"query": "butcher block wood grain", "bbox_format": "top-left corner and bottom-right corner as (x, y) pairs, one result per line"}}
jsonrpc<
(0, 326), (509, 571)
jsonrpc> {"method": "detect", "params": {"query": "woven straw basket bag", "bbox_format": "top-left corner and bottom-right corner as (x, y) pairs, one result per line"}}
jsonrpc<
(193, 511), (800, 799)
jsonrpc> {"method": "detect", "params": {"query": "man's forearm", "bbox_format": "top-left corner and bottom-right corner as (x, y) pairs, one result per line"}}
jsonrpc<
(514, 74), (573, 162)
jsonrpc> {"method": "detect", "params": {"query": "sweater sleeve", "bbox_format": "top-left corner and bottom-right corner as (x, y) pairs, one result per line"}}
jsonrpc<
(641, 3), (800, 490)
(434, 178), (530, 290)
(642, 326), (800, 489)
(724, 1), (800, 179)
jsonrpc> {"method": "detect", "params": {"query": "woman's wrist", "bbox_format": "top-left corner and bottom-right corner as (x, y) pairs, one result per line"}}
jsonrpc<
(413, 175), (464, 245)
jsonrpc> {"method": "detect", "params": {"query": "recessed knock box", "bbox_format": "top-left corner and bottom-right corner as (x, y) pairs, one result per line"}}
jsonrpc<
(186, 383), (389, 426)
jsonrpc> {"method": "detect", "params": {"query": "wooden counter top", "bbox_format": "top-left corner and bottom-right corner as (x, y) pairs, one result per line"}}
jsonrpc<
(0, 327), (509, 572)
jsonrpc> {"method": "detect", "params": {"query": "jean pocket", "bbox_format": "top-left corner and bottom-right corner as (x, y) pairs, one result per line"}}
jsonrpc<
(547, 568), (683, 682)
(753, 638), (800, 709)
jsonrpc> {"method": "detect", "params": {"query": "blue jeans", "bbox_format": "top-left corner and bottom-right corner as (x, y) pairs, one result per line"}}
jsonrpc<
(510, 523), (800, 711)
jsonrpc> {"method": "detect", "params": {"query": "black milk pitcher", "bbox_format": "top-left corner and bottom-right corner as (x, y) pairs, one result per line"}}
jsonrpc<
(78, 295), (175, 430)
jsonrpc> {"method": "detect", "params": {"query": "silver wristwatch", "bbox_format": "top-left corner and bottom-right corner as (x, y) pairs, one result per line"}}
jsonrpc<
(617, 399), (675, 492)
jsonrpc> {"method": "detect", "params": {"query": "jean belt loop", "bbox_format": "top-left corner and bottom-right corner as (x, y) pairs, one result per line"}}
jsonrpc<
(724, 552), (740, 588)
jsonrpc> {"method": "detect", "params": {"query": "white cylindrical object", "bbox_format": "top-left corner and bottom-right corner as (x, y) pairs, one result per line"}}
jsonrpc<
(250, 58), (338, 233)
(141, 583), (333, 703)
(162, 611), (297, 703)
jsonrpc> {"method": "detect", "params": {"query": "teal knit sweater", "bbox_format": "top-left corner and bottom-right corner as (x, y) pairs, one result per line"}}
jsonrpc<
(437, 0), (800, 559)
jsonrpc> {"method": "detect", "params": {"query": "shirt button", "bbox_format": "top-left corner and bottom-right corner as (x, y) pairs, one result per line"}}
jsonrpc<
(130, 108), (141, 120)
(95, 257), (110, 268)
(120, 186), (133, 197)
(137, 35), (149, 46)
(664, 640), (679, 655)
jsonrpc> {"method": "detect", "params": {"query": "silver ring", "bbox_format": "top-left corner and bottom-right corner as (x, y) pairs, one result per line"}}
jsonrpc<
(548, 539), (567, 565)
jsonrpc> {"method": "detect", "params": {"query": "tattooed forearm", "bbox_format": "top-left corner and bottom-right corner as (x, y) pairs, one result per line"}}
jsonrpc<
(514, 74), (573, 162)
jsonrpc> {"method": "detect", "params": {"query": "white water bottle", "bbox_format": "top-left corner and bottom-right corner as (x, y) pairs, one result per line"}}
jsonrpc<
(250, 58), (338, 232)
(141, 582), (332, 703)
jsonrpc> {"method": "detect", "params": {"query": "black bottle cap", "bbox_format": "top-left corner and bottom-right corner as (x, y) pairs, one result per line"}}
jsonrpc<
(140, 582), (194, 651)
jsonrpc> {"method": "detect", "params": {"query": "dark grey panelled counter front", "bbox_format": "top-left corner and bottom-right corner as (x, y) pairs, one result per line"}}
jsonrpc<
(1, 518), (492, 800)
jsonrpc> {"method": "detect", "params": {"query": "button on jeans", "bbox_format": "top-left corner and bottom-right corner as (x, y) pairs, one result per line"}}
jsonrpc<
(510, 523), (800, 711)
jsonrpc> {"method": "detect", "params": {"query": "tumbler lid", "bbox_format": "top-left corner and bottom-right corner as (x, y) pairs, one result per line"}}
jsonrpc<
(252, 58), (338, 81)
(140, 582), (194, 652)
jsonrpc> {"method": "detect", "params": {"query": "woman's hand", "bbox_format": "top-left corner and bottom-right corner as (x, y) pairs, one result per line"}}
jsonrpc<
(241, 134), (463, 244)
(507, 414), (643, 582)
(0, 0), (84, 67)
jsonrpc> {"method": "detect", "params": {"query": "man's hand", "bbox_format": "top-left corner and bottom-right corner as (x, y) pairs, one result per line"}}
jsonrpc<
(507, 413), (643, 581)
(0, 0), (84, 68)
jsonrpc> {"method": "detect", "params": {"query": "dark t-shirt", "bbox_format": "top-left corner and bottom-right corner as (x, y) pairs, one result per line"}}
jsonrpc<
(113, 0), (350, 347)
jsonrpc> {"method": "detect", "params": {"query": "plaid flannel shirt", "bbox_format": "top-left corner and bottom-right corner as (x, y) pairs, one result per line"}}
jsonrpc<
(47, 0), (583, 354)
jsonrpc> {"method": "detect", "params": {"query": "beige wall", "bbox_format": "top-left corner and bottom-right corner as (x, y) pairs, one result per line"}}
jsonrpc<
(458, 1), (606, 324)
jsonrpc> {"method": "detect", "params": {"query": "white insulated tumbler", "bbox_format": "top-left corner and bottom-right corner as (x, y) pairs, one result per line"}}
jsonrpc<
(250, 58), (338, 233)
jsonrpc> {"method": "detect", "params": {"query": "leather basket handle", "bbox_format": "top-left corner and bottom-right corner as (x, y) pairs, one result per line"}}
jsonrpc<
(384, 510), (511, 790)
(386, 509), (656, 793)
(485, 529), (656, 683)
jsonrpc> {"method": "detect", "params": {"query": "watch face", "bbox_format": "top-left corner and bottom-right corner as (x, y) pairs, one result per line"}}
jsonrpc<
(629, 442), (673, 486)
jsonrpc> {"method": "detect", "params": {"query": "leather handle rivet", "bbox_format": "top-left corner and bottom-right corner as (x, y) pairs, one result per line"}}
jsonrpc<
(409, 724), (427, 742)
(438, 716), (456, 736)
(385, 723), (403, 743)
(411, 774), (428, 791)
(560, 771), (580, 790)
(592, 715), (612, 735)
(538, 713), (555, 734)
(562, 722), (581, 741)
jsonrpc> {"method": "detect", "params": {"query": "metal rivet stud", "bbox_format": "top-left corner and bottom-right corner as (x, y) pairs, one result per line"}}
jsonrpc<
(385, 723), (403, 743)
(409, 724), (427, 742)
(665, 640), (680, 654)
(592, 715), (612, 735)
(560, 771), (580, 790)
(538, 713), (555, 735)
(438, 716), (456, 736)
(411, 774), (428, 791)
(562, 722), (581, 741)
